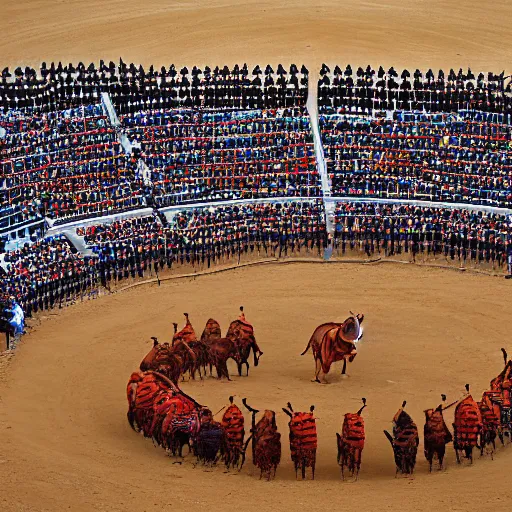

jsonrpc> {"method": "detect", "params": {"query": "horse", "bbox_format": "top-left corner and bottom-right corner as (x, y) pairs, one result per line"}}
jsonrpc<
(207, 338), (237, 380)
(140, 337), (196, 384)
(301, 313), (364, 383)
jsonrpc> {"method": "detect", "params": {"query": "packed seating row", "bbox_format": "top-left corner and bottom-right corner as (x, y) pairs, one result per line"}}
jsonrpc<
(318, 64), (512, 114)
(1, 62), (308, 113)
(0, 103), (145, 223)
(123, 106), (320, 205)
(332, 201), (512, 264)
(320, 109), (512, 207)
(3, 200), (512, 321)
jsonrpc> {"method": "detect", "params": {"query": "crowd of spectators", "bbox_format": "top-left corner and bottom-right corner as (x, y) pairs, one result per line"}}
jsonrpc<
(2, 199), (512, 323)
(1, 61), (512, 333)
(77, 201), (327, 282)
(0, 104), (144, 222)
(332, 201), (512, 269)
(0, 235), (100, 317)
(318, 64), (512, 114)
(123, 107), (320, 205)
(320, 109), (512, 207)
(1, 61), (308, 113)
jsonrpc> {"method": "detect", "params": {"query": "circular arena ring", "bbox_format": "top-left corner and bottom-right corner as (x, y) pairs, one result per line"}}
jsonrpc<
(2, 43), (512, 510)
(2, 262), (512, 511)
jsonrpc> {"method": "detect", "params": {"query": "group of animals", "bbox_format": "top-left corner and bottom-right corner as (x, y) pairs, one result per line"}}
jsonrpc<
(139, 307), (263, 382)
(385, 349), (512, 476)
(127, 309), (512, 480)
(125, 307), (340, 479)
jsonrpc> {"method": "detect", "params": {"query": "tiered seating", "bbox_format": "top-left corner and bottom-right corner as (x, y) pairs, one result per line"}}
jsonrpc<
(0, 235), (99, 317)
(1, 62), (309, 114)
(75, 201), (326, 285)
(318, 64), (512, 114)
(332, 201), (512, 265)
(320, 109), (512, 207)
(122, 107), (320, 206)
(0, 104), (144, 221)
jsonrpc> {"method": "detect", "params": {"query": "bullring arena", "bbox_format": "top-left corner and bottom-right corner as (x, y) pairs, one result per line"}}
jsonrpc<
(2, 1), (512, 511)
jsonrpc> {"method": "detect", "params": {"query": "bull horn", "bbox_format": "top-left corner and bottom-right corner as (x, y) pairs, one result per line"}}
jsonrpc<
(357, 398), (367, 415)
(465, 384), (470, 393)
(502, 348), (508, 366)
(282, 408), (293, 418)
(287, 402), (293, 412)
(242, 398), (259, 414)
(151, 336), (159, 347)
(383, 430), (394, 446)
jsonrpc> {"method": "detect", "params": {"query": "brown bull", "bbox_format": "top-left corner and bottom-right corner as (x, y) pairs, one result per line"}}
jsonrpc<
(243, 398), (281, 480)
(302, 313), (364, 383)
(140, 337), (195, 384)
(226, 306), (263, 377)
(423, 394), (454, 471)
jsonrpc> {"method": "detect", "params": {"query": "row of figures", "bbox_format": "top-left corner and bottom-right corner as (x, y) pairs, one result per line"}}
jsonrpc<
(386, 349), (512, 476)
(126, 367), (320, 479)
(127, 363), (360, 481)
(139, 307), (263, 384)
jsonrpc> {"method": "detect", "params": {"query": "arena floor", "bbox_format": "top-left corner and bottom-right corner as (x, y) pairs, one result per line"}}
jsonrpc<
(1, 0), (511, 73)
(3, 1), (512, 510)
(1, 263), (512, 512)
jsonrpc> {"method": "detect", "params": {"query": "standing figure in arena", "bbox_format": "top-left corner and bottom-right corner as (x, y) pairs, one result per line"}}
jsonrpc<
(226, 306), (263, 376)
(423, 394), (454, 471)
(453, 385), (482, 464)
(302, 313), (364, 383)
(283, 402), (317, 479)
(384, 401), (419, 475)
(337, 398), (367, 480)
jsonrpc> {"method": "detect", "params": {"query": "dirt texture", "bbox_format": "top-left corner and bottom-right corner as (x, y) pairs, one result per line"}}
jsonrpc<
(1, 262), (511, 511)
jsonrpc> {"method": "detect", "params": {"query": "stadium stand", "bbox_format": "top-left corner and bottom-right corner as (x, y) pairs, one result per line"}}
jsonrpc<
(1, 61), (512, 334)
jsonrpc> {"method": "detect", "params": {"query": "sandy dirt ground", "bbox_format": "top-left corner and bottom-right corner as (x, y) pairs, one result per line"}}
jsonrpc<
(1, 0), (511, 74)
(2, 1), (512, 510)
(1, 262), (512, 512)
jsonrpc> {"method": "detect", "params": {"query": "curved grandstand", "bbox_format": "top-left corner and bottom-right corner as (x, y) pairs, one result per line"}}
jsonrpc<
(2, 50), (512, 512)
(1, 61), (512, 338)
